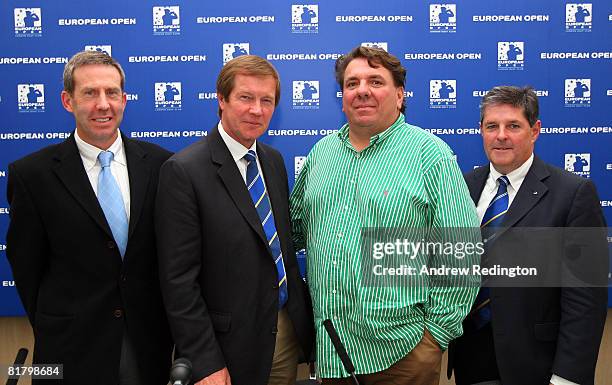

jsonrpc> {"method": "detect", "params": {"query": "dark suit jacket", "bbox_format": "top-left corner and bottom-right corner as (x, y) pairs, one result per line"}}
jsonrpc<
(449, 156), (607, 385)
(155, 127), (314, 385)
(6, 133), (173, 385)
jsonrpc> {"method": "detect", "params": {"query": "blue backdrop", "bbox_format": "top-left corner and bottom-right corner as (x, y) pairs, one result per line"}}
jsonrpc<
(1, 1), (611, 315)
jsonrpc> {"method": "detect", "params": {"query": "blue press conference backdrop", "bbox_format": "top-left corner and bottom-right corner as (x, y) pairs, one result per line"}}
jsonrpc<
(0, 1), (611, 315)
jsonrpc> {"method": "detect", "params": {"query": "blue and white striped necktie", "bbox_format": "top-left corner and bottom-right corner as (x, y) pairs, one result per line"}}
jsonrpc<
(471, 175), (510, 329)
(244, 150), (288, 308)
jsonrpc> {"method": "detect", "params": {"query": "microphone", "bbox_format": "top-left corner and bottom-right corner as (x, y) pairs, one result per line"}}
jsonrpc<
(169, 358), (192, 385)
(322, 319), (360, 385)
(6, 348), (28, 385)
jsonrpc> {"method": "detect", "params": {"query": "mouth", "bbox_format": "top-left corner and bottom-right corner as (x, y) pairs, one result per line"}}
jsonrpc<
(93, 118), (111, 123)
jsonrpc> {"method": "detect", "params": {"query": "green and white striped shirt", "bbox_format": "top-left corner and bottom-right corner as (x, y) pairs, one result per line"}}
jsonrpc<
(290, 114), (480, 377)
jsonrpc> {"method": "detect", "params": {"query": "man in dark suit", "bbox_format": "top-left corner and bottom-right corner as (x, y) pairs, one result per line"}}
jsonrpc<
(156, 55), (314, 385)
(6, 51), (173, 385)
(449, 86), (607, 385)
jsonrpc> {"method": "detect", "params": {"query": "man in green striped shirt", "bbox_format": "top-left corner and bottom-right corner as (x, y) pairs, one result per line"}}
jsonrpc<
(290, 46), (480, 384)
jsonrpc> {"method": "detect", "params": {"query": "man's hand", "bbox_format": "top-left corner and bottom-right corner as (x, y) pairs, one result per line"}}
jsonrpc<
(195, 367), (231, 385)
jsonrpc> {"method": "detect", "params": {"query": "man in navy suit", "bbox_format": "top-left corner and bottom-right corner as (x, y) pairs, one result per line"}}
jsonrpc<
(448, 86), (607, 385)
(156, 55), (313, 385)
(6, 51), (173, 385)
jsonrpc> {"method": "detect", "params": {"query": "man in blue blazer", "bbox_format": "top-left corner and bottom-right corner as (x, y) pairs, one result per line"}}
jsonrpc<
(448, 86), (607, 385)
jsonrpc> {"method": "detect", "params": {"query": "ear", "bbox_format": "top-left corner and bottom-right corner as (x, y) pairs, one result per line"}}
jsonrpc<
(396, 86), (404, 110)
(61, 90), (74, 113)
(122, 92), (127, 108)
(531, 120), (541, 143)
(217, 92), (226, 111)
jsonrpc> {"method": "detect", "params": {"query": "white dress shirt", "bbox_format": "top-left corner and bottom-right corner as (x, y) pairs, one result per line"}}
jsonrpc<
(218, 121), (268, 188)
(476, 153), (578, 385)
(74, 130), (131, 221)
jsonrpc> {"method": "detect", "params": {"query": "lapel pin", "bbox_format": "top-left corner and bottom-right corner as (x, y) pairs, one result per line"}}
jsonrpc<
(532, 191), (538, 195)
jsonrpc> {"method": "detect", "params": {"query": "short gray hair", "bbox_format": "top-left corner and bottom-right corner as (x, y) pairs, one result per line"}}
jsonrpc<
(480, 86), (539, 126)
(63, 51), (125, 94)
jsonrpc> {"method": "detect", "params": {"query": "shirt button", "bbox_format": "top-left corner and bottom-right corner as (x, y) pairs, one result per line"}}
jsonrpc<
(337, 232), (343, 238)
(332, 260), (337, 265)
(333, 315), (338, 320)
(350, 179), (356, 184)
(332, 289), (337, 294)
(113, 309), (123, 318)
(344, 205), (349, 211)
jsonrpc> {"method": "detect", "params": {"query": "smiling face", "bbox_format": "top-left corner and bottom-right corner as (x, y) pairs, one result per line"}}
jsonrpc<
(481, 104), (541, 174)
(61, 64), (126, 150)
(341, 57), (404, 136)
(218, 73), (277, 148)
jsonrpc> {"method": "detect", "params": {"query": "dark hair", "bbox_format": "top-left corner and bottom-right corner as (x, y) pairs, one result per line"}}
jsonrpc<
(480, 86), (539, 126)
(216, 55), (280, 116)
(335, 46), (406, 114)
(63, 51), (125, 94)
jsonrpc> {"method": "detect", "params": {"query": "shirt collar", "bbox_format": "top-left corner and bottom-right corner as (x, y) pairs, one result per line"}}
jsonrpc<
(487, 153), (534, 192)
(338, 113), (405, 149)
(74, 129), (126, 172)
(218, 121), (257, 162)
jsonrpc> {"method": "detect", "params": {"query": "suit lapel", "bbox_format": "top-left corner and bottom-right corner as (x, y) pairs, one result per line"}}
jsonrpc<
(52, 135), (113, 238)
(258, 144), (287, 243)
(501, 156), (548, 228)
(209, 128), (269, 247)
(123, 135), (150, 239)
(466, 166), (489, 205)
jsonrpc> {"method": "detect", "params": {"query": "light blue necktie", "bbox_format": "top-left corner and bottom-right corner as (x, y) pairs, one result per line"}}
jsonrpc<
(97, 151), (128, 258)
(244, 150), (288, 308)
(472, 175), (509, 329)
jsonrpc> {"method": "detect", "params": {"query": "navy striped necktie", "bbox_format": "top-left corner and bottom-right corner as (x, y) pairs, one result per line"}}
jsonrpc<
(471, 175), (510, 329)
(244, 150), (288, 308)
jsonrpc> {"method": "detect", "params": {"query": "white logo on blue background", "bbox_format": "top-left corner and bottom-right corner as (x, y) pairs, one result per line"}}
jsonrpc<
(155, 82), (182, 110)
(565, 153), (591, 177)
(14, 8), (42, 37)
(430, 80), (457, 108)
(84, 45), (112, 56)
(18, 84), (45, 112)
(564, 79), (591, 107)
(294, 156), (306, 181)
(153, 6), (180, 35)
(566, 3), (592, 32)
(293, 81), (320, 109)
(430, 4), (456, 32)
(361, 42), (388, 51)
(498, 41), (524, 70)
(292, 5), (318, 33)
(223, 43), (250, 64)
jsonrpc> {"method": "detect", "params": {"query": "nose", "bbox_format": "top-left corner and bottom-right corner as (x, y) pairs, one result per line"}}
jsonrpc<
(96, 92), (110, 110)
(496, 126), (508, 140)
(249, 100), (263, 116)
(356, 81), (370, 97)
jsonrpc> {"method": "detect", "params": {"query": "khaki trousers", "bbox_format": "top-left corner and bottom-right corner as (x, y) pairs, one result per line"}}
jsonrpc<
(322, 329), (442, 385)
(267, 308), (300, 385)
